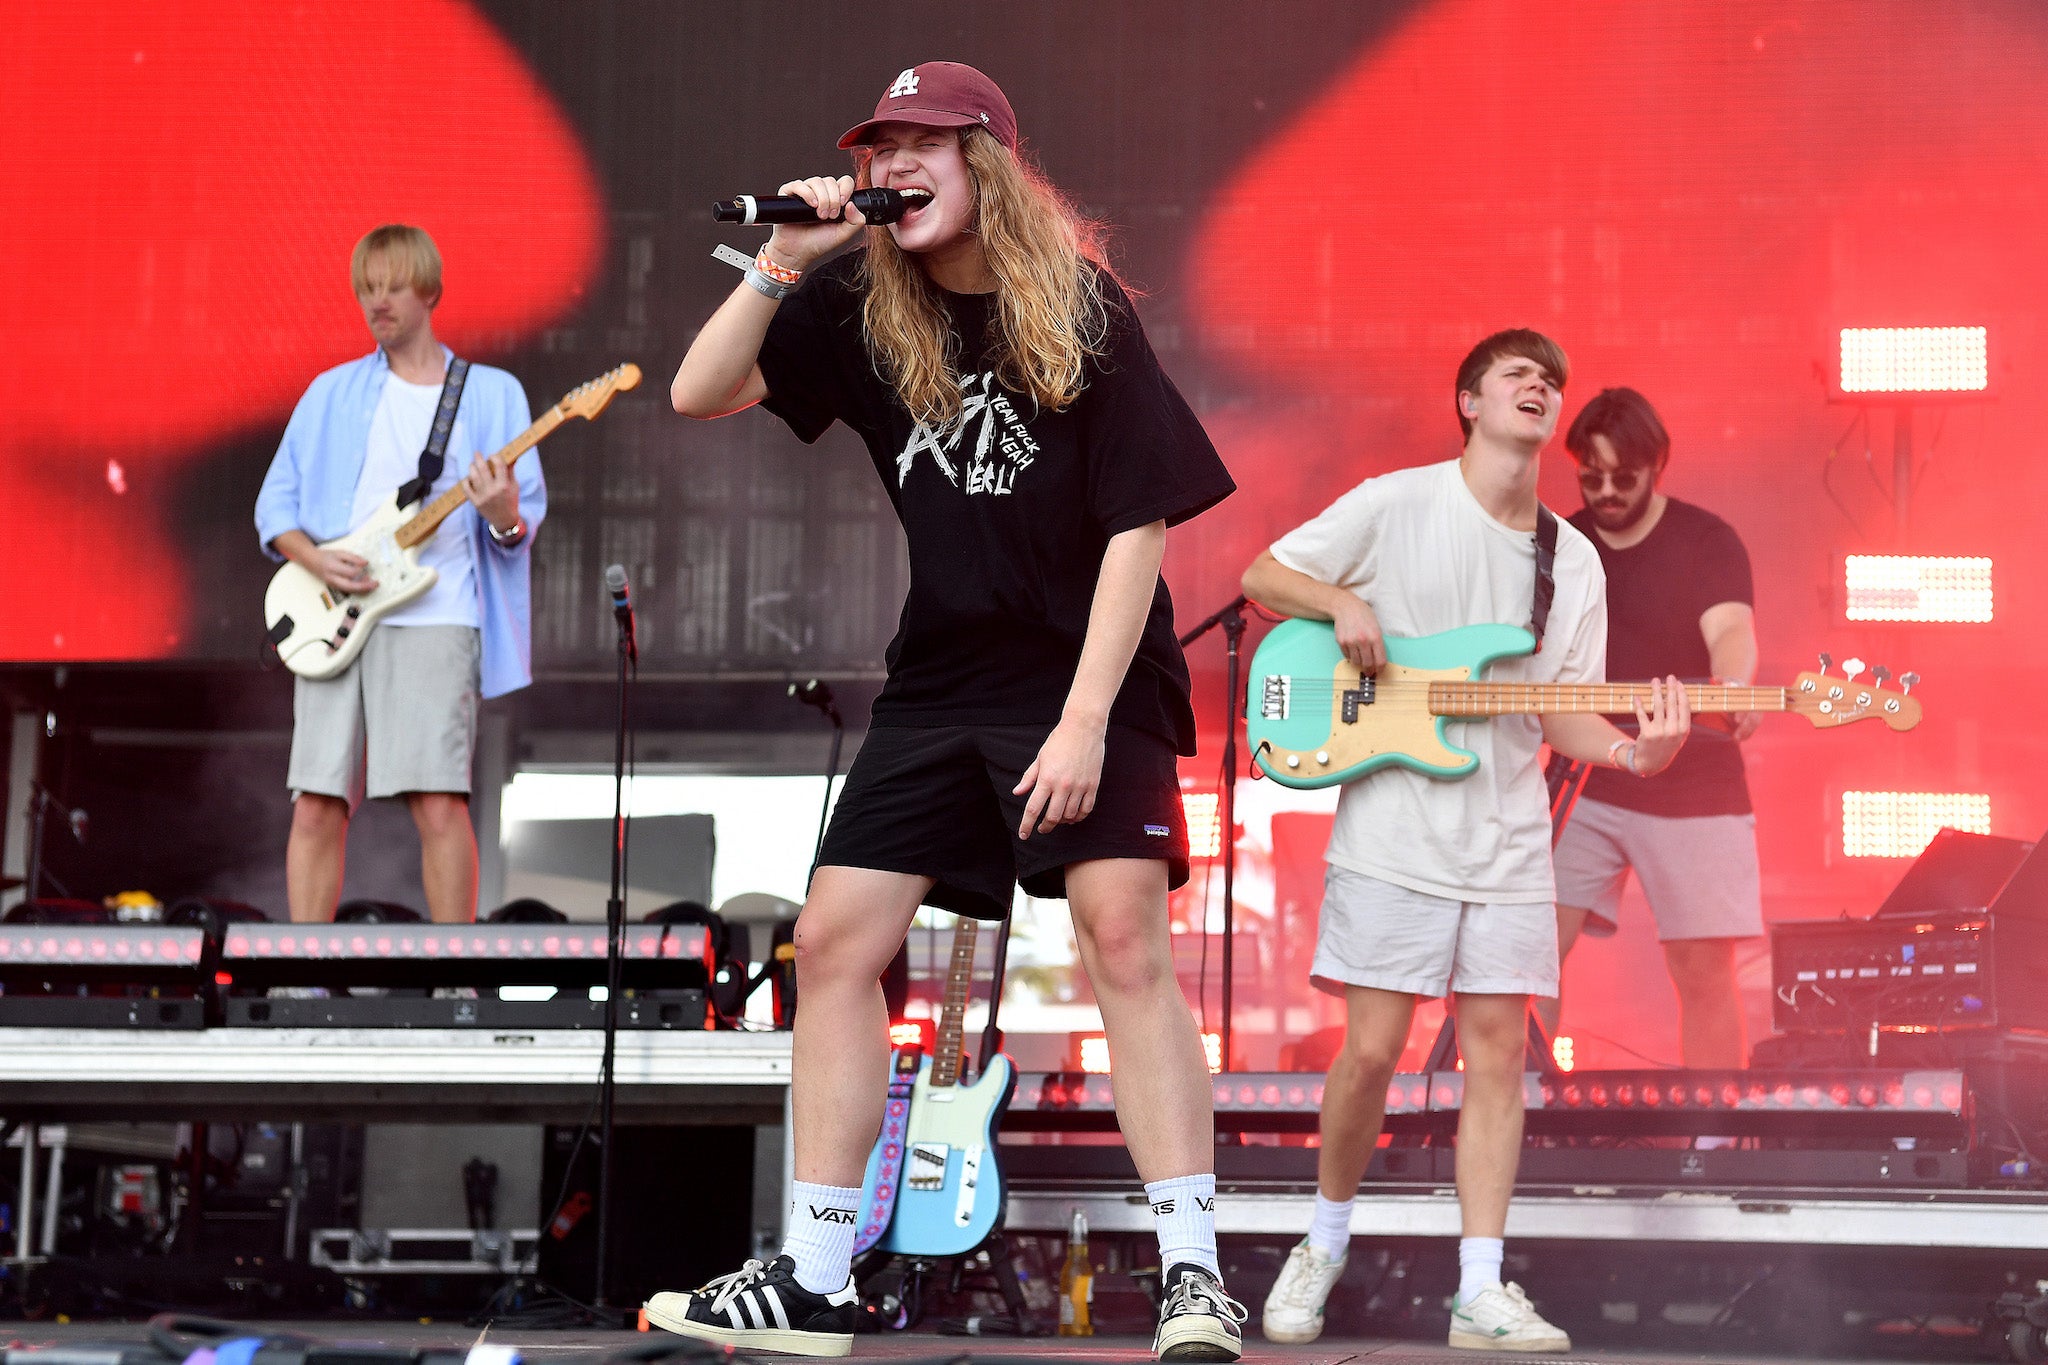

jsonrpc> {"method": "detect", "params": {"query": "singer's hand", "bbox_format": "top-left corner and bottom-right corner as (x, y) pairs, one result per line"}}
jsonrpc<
(764, 175), (865, 271)
(1013, 719), (1105, 839)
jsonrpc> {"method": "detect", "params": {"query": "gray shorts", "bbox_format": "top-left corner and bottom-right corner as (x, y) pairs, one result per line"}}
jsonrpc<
(287, 625), (480, 808)
(1552, 797), (1763, 942)
(1310, 865), (1560, 1000)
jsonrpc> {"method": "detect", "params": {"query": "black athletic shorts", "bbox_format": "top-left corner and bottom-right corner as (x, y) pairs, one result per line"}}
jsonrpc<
(814, 723), (1191, 921)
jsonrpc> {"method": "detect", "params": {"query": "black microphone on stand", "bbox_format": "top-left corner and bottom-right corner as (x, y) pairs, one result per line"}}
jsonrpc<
(712, 186), (931, 225)
(605, 564), (637, 665)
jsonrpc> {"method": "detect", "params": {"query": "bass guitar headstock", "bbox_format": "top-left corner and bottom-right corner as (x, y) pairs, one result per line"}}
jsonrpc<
(1789, 653), (1922, 731)
(558, 362), (643, 422)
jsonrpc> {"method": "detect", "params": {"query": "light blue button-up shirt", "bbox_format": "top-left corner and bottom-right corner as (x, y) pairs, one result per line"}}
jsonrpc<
(254, 347), (547, 699)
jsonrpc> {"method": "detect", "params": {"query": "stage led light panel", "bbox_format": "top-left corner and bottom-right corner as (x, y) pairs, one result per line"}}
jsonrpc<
(1841, 791), (1991, 858)
(1839, 327), (1988, 393)
(1845, 555), (1994, 622)
(1181, 790), (1224, 859)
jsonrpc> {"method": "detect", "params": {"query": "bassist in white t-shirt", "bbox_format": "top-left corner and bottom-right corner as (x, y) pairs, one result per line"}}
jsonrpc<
(1241, 331), (1690, 1353)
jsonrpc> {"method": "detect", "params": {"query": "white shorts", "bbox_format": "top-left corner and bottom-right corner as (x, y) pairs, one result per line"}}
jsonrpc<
(286, 625), (480, 808)
(1310, 864), (1559, 1000)
(1552, 797), (1763, 942)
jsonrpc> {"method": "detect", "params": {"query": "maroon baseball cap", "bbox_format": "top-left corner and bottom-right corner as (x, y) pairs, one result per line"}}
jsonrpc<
(838, 61), (1018, 153)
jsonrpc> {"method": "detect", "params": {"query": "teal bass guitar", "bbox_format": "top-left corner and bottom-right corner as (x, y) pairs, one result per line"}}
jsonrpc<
(1245, 620), (1922, 790)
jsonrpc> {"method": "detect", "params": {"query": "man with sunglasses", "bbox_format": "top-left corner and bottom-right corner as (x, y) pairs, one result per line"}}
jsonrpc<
(1536, 387), (1761, 1071)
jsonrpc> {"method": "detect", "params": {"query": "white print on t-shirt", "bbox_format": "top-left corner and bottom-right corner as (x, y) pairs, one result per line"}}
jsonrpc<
(895, 371), (1041, 496)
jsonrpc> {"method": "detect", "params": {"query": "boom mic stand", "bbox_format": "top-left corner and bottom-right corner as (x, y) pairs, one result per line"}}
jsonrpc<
(594, 568), (639, 1318)
(1177, 595), (1250, 1071)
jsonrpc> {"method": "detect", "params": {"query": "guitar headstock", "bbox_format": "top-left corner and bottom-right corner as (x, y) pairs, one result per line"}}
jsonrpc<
(1789, 654), (1922, 731)
(558, 362), (643, 421)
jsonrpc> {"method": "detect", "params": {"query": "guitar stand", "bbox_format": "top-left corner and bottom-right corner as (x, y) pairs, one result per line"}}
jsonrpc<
(854, 1222), (1035, 1335)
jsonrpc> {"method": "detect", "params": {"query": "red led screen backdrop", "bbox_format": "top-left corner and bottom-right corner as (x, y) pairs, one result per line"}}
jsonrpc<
(0, 0), (602, 659)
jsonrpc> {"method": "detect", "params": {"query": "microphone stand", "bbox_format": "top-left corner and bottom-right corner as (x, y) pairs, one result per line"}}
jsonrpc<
(790, 681), (845, 869)
(22, 780), (86, 904)
(594, 598), (637, 1317)
(1177, 595), (1249, 1072)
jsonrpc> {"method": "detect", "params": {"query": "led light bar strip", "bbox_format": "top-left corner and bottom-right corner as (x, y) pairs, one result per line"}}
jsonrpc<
(1839, 326), (1987, 393)
(0, 927), (205, 965)
(1845, 555), (1992, 623)
(223, 925), (708, 961)
(1841, 791), (1991, 858)
(1181, 791), (1223, 859)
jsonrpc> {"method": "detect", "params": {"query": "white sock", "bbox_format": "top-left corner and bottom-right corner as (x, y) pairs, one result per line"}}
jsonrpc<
(780, 1179), (861, 1295)
(1457, 1236), (1504, 1304)
(1145, 1173), (1220, 1279)
(1307, 1192), (1352, 1261)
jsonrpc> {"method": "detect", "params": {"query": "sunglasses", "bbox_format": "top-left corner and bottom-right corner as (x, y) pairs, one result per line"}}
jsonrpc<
(1576, 465), (1645, 494)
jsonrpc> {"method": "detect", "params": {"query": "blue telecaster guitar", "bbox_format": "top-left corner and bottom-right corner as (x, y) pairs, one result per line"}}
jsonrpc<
(1246, 620), (1922, 790)
(856, 914), (1015, 1258)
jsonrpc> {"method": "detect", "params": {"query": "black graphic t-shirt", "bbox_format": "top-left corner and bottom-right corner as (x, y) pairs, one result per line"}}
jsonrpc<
(755, 251), (1235, 753)
(1568, 498), (1754, 817)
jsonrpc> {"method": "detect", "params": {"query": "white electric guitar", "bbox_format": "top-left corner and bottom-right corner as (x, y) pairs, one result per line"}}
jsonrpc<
(264, 363), (641, 679)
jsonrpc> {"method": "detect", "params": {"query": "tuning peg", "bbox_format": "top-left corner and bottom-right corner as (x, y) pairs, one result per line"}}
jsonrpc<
(1817, 651), (1834, 674)
(1899, 671), (1920, 695)
(1872, 665), (1892, 689)
(1843, 657), (1865, 683)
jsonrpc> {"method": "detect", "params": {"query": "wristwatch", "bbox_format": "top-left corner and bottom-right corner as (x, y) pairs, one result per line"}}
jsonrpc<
(488, 516), (527, 547)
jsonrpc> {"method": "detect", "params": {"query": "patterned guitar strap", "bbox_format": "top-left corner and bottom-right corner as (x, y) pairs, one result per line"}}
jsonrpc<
(853, 1047), (918, 1254)
(394, 356), (470, 508)
(1530, 503), (1559, 650)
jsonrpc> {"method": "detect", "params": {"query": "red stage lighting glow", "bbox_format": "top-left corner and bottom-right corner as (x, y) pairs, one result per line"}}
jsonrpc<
(0, 0), (602, 661)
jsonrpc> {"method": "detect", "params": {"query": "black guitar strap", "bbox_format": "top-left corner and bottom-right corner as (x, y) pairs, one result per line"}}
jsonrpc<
(1531, 503), (1559, 650)
(395, 356), (470, 508)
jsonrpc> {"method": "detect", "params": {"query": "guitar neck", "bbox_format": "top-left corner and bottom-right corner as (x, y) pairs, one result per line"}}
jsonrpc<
(392, 406), (565, 549)
(1429, 682), (1790, 717)
(928, 918), (979, 1089)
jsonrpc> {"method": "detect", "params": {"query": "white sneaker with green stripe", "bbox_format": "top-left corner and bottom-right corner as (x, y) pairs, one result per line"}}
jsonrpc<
(1448, 1281), (1571, 1352)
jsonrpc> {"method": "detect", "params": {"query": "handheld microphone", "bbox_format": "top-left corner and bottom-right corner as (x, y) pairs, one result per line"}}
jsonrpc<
(604, 564), (638, 661)
(712, 186), (931, 226)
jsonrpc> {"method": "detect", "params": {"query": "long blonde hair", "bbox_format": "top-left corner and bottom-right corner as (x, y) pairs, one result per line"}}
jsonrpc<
(855, 128), (1117, 428)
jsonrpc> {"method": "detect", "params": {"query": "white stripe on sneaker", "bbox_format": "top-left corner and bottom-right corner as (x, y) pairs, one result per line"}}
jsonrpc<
(742, 1295), (765, 1330)
(724, 1302), (746, 1330)
(764, 1286), (791, 1330)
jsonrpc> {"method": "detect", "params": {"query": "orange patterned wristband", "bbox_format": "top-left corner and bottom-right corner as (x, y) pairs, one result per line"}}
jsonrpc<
(754, 248), (802, 286)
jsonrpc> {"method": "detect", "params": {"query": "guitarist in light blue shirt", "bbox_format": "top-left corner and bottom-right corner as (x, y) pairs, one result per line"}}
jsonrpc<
(1242, 330), (1690, 1353)
(254, 224), (545, 924)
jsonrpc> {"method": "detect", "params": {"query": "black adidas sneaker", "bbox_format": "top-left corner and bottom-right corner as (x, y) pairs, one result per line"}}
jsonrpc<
(1154, 1262), (1247, 1361)
(644, 1254), (856, 1357)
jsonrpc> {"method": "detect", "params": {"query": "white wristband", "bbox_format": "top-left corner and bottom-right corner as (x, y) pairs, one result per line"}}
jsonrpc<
(1607, 737), (1640, 774)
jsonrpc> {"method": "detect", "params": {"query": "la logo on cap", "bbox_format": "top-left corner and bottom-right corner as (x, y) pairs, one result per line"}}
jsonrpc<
(887, 68), (920, 97)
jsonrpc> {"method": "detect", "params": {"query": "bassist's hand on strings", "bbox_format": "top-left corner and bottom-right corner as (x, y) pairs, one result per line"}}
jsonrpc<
(462, 454), (520, 536)
(1629, 675), (1691, 776)
(1332, 596), (1386, 674)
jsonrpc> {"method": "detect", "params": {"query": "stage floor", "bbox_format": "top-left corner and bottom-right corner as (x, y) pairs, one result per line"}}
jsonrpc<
(0, 1320), (1989, 1365)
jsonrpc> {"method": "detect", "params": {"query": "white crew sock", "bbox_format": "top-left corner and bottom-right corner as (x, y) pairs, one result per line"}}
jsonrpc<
(780, 1179), (861, 1295)
(1145, 1173), (1221, 1279)
(1307, 1192), (1353, 1261)
(1457, 1236), (1505, 1304)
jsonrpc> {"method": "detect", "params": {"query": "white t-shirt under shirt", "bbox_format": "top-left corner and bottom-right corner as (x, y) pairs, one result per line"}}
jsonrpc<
(347, 373), (481, 628)
(1269, 458), (1607, 903)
